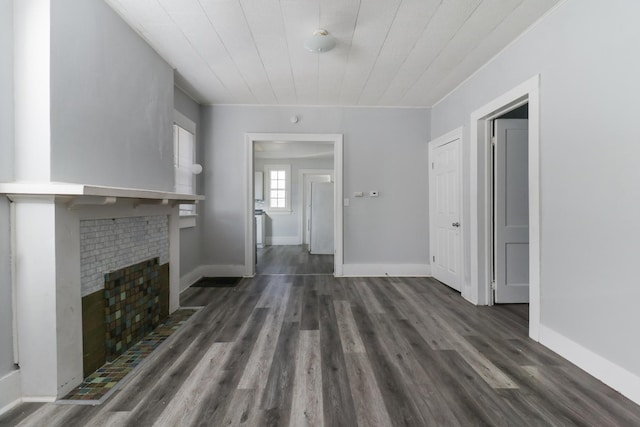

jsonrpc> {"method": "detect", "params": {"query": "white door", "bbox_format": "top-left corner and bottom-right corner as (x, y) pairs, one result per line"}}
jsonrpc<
(310, 182), (334, 255)
(304, 174), (332, 247)
(494, 119), (529, 303)
(429, 135), (462, 291)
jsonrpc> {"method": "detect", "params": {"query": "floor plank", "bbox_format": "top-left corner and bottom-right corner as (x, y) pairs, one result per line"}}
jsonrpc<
(3, 255), (640, 426)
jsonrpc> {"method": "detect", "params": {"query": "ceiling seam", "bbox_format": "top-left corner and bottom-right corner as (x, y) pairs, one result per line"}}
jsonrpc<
(425, 0), (526, 105)
(196, 0), (260, 104)
(337, 0), (362, 105)
(279, 0), (299, 103)
(153, 0), (231, 101)
(238, 0), (280, 104)
(354, 0), (404, 106)
(397, 0), (485, 105)
(375, 0), (444, 105)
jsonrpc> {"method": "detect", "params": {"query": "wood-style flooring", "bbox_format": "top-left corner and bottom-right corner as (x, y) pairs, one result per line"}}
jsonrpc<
(257, 245), (333, 275)
(3, 275), (640, 426)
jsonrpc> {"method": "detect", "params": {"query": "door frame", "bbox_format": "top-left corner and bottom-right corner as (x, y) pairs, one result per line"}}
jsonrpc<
(298, 169), (333, 246)
(245, 133), (343, 277)
(469, 75), (540, 341)
(428, 127), (463, 291)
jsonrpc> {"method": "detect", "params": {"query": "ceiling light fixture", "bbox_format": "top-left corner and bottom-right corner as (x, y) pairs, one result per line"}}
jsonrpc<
(304, 29), (336, 53)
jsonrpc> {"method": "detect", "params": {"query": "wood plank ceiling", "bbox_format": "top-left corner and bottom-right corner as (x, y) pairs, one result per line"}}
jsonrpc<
(105, 0), (561, 106)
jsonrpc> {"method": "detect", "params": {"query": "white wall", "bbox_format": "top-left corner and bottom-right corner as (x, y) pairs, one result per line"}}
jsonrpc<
(431, 0), (640, 388)
(255, 157), (333, 243)
(0, 0), (15, 391)
(201, 105), (430, 269)
(174, 87), (204, 280)
(49, 0), (174, 191)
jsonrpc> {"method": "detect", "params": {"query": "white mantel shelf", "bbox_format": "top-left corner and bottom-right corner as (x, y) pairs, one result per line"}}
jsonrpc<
(0, 182), (205, 206)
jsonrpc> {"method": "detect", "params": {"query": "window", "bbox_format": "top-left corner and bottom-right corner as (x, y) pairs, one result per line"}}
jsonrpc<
(173, 111), (197, 217)
(265, 164), (291, 212)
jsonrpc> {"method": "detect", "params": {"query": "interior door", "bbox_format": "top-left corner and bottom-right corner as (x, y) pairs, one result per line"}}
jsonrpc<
(429, 137), (462, 291)
(304, 174), (331, 247)
(309, 182), (334, 255)
(494, 119), (529, 303)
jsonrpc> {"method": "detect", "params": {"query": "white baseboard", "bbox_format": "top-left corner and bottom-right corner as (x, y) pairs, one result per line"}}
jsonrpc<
(179, 265), (206, 292)
(0, 370), (21, 416)
(266, 236), (300, 246)
(341, 264), (431, 277)
(199, 264), (246, 277)
(539, 325), (640, 406)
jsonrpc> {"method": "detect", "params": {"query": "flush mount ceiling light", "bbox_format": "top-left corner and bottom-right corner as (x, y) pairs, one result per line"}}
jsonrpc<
(304, 29), (336, 53)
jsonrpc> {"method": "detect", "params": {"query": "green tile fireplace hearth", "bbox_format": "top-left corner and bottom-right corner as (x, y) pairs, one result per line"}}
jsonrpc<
(59, 308), (197, 404)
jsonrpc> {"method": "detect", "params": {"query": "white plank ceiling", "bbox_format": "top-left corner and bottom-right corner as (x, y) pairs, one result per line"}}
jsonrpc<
(105, 0), (561, 106)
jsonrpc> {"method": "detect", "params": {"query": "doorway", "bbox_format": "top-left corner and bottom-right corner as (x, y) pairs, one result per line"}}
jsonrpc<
(245, 133), (343, 277)
(469, 75), (541, 341)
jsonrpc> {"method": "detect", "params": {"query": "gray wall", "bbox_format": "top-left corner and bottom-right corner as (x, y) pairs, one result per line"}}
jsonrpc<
(49, 0), (174, 191)
(0, 0), (15, 377)
(174, 86), (204, 276)
(255, 157), (334, 240)
(201, 106), (430, 266)
(431, 0), (640, 376)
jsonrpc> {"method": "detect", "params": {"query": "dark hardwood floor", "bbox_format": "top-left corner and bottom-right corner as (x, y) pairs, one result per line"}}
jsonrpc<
(257, 245), (333, 275)
(2, 275), (640, 426)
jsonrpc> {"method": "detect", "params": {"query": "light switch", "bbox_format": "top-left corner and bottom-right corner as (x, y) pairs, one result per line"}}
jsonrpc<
(354, 192), (363, 197)
(369, 191), (379, 197)
(344, 198), (350, 206)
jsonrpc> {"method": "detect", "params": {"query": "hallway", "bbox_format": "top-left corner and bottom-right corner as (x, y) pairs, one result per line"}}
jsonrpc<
(256, 245), (333, 275)
(2, 276), (639, 426)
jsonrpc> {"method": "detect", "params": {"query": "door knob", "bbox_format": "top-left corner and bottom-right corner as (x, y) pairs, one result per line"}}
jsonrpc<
(452, 222), (460, 228)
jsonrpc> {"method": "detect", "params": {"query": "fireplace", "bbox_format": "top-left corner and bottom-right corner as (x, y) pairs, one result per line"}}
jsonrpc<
(0, 182), (203, 399)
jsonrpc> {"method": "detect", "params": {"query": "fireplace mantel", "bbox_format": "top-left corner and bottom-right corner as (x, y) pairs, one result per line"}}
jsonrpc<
(3, 182), (202, 400)
(0, 182), (204, 206)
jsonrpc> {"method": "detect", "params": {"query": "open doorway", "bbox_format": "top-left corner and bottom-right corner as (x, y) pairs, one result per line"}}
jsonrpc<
(244, 133), (344, 277)
(468, 75), (540, 341)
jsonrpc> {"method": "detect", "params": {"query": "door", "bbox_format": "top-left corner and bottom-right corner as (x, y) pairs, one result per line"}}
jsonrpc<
(304, 174), (332, 247)
(310, 182), (334, 255)
(494, 119), (529, 303)
(429, 136), (462, 291)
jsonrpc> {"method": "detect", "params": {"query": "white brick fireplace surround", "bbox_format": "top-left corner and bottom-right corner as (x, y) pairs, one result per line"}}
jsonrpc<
(0, 183), (203, 402)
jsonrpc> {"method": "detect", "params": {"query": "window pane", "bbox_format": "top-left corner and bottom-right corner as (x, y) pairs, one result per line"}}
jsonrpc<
(271, 170), (279, 180)
(273, 180), (284, 189)
(276, 199), (285, 208)
(276, 190), (285, 199)
(277, 170), (285, 180)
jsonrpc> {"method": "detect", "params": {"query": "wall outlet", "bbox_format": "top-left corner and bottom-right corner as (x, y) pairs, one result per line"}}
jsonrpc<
(354, 191), (363, 197)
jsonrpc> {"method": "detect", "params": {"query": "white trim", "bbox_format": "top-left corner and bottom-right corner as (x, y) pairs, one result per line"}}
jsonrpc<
(179, 265), (207, 293)
(298, 169), (333, 245)
(173, 110), (196, 134)
(428, 127), (464, 292)
(265, 236), (300, 246)
(200, 264), (247, 278)
(179, 215), (197, 229)
(0, 370), (21, 416)
(245, 133), (344, 277)
(539, 325), (640, 406)
(21, 396), (56, 403)
(469, 75), (540, 341)
(342, 264), (431, 277)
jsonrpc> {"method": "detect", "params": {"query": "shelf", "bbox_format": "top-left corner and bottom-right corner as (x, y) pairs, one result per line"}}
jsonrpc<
(0, 181), (205, 207)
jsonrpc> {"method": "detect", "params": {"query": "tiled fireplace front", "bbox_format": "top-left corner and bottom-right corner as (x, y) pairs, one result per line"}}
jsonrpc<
(80, 216), (170, 377)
